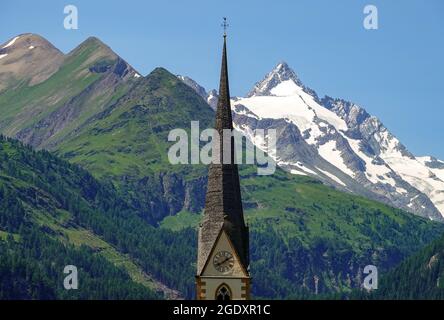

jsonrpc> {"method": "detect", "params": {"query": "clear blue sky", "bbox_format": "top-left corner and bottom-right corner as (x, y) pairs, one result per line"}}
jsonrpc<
(1, 0), (443, 159)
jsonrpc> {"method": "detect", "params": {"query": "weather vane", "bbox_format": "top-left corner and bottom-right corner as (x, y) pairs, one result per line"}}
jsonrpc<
(222, 17), (229, 37)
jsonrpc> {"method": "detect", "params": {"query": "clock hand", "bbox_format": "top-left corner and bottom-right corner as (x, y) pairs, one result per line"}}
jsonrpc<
(216, 257), (231, 267)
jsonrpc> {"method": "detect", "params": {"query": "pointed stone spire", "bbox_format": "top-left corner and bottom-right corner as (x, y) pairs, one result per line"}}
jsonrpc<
(215, 35), (234, 134)
(197, 31), (249, 275)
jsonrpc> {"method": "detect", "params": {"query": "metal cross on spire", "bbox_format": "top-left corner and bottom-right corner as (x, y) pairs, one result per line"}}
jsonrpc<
(221, 17), (229, 37)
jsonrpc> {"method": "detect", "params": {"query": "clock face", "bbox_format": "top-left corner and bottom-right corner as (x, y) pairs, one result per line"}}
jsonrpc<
(213, 251), (234, 273)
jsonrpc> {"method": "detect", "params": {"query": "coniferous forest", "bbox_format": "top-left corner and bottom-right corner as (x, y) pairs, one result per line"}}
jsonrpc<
(1, 135), (444, 299)
(0, 135), (193, 299)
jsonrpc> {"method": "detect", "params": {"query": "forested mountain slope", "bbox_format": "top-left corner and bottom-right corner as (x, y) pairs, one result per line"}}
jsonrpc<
(1, 136), (443, 298)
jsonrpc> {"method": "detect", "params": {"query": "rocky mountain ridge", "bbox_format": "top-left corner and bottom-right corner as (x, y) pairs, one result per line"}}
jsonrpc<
(179, 62), (444, 221)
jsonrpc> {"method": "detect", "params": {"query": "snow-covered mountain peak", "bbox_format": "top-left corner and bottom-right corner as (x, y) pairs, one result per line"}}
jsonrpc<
(272, 61), (300, 81)
(178, 68), (444, 221)
(247, 62), (305, 97)
(271, 61), (299, 81)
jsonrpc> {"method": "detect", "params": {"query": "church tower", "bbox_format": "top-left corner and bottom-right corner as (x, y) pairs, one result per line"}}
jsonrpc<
(196, 20), (251, 301)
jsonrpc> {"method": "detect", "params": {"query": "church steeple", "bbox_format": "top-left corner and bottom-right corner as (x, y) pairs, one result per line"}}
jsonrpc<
(196, 20), (251, 300)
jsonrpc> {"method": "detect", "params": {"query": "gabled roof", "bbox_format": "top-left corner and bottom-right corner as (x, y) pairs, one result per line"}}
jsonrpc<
(199, 227), (249, 278)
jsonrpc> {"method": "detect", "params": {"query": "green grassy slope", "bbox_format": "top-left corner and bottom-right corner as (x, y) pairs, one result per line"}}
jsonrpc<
(57, 67), (213, 179)
(56, 67), (213, 223)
